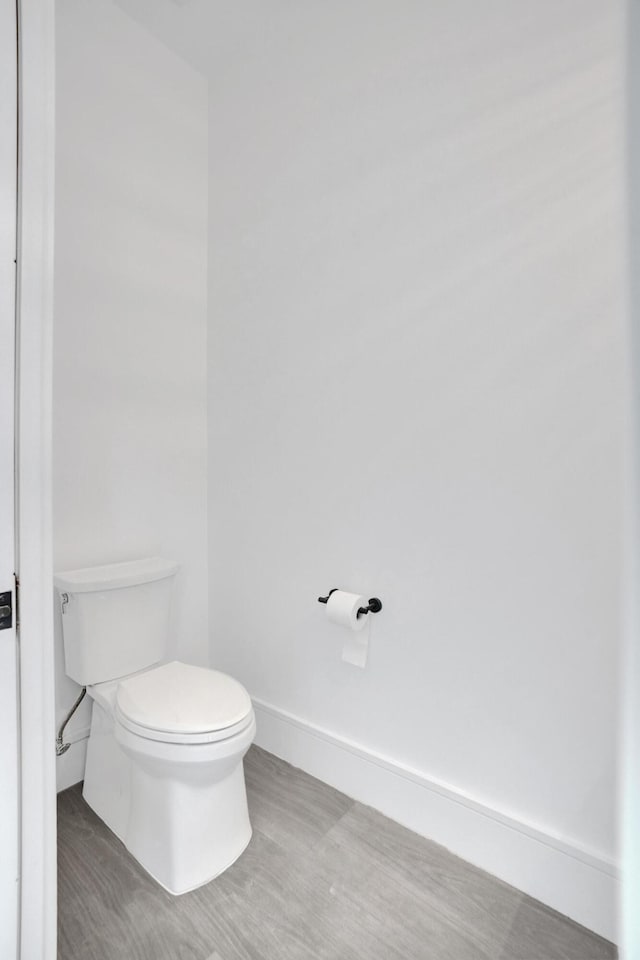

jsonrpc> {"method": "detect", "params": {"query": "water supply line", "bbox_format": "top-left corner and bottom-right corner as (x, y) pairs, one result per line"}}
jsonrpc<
(56, 686), (87, 757)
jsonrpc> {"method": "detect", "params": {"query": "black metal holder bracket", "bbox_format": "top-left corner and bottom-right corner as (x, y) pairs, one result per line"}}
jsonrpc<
(357, 597), (383, 617)
(318, 589), (383, 618)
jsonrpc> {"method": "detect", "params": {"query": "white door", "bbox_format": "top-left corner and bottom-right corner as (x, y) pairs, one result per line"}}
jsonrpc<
(0, 0), (19, 957)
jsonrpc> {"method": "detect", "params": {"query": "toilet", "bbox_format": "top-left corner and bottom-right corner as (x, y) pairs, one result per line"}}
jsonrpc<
(54, 557), (256, 895)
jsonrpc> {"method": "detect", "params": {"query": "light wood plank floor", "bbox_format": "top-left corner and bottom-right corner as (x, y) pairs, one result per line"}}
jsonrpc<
(58, 745), (617, 960)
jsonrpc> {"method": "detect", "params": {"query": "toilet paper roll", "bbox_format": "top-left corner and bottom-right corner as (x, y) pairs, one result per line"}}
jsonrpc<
(325, 590), (371, 668)
(325, 590), (368, 632)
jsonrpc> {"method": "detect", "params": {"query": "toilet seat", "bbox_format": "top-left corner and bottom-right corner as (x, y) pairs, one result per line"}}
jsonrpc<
(116, 660), (253, 744)
(90, 660), (254, 746)
(116, 707), (254, 745)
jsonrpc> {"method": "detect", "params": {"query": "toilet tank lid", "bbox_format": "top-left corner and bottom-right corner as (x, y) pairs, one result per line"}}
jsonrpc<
(54, 557), (179, 593)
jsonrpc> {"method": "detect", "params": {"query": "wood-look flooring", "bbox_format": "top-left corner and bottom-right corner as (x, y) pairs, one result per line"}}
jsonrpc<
(57, 745), (617, 960)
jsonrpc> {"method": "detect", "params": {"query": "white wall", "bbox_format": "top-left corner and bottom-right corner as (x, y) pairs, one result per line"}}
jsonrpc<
(206, 0), (624, 937)
(53, 0), (208, 789)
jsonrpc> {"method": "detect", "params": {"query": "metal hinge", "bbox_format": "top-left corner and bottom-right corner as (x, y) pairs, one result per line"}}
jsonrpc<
(0, 590), (12, 630)
(0, 576), (17, 630)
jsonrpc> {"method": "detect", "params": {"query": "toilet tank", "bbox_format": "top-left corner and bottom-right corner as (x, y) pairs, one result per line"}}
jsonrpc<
(54, 557), (179, 686)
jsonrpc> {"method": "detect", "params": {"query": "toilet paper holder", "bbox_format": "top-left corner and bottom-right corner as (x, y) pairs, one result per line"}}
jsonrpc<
(317, 589), (383, 618)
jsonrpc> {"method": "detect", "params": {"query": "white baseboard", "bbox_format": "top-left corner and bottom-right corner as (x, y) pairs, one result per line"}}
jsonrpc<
(55, 724), (90, 793)
(252, 698), (619, 943)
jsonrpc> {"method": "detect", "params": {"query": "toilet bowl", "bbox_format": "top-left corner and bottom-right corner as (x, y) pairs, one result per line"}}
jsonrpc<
(55, 558), (256, 894)
(83, 660), (256, 894)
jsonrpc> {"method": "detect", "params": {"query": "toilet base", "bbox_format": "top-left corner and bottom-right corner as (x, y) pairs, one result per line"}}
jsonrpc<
(83, 700), (255, 894)
(148, 829), (253, 896)
(83, 700), (131, 844)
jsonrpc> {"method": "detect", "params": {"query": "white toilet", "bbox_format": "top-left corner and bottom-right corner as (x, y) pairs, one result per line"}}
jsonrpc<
(54, 556), (256, 895)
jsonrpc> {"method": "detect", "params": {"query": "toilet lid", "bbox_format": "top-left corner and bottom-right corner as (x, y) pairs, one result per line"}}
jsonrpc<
(116, 661), (252, 735)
